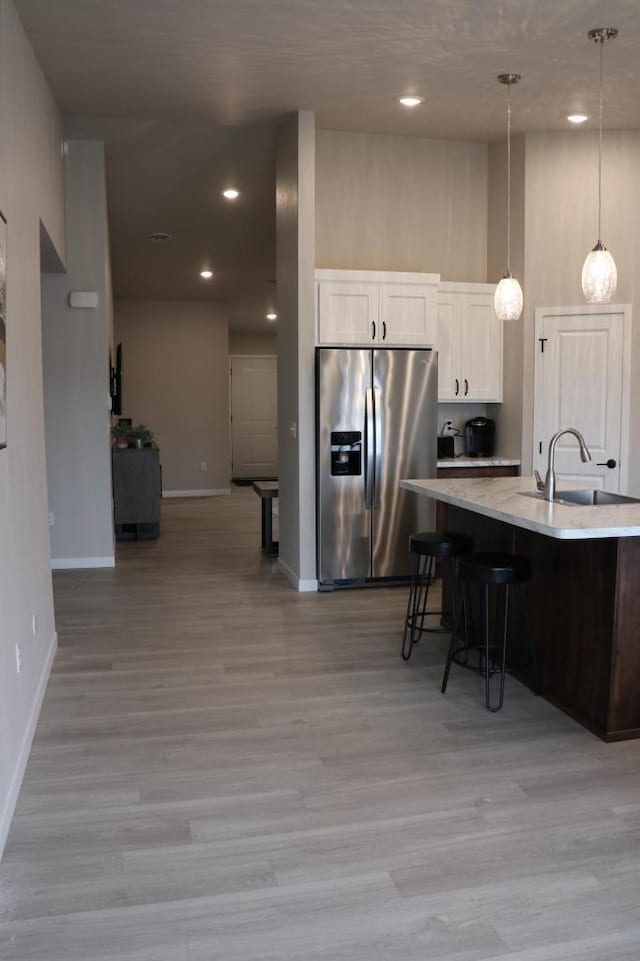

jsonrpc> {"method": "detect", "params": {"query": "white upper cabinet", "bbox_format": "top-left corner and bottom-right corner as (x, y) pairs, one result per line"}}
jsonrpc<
(437, 282), (502, 403)
(316, 270), (439, 347)
(318, 281), (379, 344)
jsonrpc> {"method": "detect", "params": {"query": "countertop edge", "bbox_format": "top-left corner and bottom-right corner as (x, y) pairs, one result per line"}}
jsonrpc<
(401, 477), (640, 540)
(436, 457), (521, 468)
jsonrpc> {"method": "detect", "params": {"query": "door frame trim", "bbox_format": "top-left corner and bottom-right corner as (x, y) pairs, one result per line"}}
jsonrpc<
(533, 304), (632, 492)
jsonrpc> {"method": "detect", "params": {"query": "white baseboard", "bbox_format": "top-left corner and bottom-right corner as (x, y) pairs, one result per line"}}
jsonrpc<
(277, 557), (318, 592)
(51, 556), (115, 570)
(0, 631), (58, 860)
(163, 489), (230, 498)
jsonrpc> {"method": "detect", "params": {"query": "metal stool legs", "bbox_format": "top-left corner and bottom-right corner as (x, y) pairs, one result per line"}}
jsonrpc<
(441, 574), (469, 692)
(402, 554), (455, 661)
(441, 576), (535, 712)
(483, 583), (509, 712)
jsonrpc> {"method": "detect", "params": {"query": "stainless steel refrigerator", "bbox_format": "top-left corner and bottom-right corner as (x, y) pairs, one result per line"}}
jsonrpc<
(316, 347), (437, 587)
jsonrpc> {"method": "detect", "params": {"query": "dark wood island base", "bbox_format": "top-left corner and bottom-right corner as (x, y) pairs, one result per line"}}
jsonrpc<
(444, 503), (640, 742)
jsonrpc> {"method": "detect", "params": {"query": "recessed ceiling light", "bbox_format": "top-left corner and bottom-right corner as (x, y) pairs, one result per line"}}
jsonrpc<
(395, 95), (425, 108)
(266, 312), (277, 321)
(222, 188), (240, 200)
(200, 270), (213, 279)
(567, 113), (589, 124)
(150, 231), (172, 243)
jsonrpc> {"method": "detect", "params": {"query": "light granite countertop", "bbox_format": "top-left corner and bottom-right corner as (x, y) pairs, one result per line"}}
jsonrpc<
(401, 475), (640, 540)
(436, 457), (521, 468)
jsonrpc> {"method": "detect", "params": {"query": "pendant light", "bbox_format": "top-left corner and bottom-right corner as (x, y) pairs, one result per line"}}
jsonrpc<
(494, 73), (523, 321)
(581, 27), (618, 304)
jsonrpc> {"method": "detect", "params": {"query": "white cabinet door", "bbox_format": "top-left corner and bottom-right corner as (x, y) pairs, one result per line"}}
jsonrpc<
(460, 293), (502, 402)
(380, 284), (437, 346)
(317, 281), (378, 344)
(436, 293), (461, 401)
(437, 285), (501, 403)
(533, 306), (628, 492)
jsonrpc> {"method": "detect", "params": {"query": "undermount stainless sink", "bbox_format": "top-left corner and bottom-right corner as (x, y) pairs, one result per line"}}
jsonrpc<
(521, 489), (640, 507)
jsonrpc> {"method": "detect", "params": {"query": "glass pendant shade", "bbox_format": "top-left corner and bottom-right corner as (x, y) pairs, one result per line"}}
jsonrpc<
(581, 242), (617, 303)
(495, 73), (523, 321)
(494, 273), (524, 321)
(583, 28), (619, 304)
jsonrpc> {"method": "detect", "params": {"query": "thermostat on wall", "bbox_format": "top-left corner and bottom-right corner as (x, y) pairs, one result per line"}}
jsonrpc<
(69, 291), (99, 309)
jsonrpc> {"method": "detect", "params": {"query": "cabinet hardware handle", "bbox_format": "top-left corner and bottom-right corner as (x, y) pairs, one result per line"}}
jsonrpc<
(372, 321), (376, 340)
(382, 321), (387, 340)
(455, 378), (459, 396)
(596, 459), (617, 469)
(464, 378), (469, 396)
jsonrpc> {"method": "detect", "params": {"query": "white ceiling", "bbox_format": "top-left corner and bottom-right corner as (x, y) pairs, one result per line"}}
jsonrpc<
(15, 0), (640, 331)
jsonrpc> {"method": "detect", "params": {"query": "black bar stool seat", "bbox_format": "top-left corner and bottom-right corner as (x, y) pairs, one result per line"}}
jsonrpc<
(401, 531), (473, 661)
(410, 531), (474, 558)
(441, 551), (535, 712)
(457, 552), (531, 585)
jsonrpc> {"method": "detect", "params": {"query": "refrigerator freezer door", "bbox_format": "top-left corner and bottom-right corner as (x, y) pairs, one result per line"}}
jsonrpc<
(317, 348), (372, 583)
(371, 349), (437, 578)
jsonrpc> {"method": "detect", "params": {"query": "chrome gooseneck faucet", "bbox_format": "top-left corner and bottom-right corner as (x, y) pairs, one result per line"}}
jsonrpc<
(544, 428), (591, 501)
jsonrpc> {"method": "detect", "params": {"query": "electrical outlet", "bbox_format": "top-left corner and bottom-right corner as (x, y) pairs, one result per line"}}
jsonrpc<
(32, 614), (38, 637)
(48, 512), (55, 527)
(200, 461), (207, 472)
(15, 643), (22, 675)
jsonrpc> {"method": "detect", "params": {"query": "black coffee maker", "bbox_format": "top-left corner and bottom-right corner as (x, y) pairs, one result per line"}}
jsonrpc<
(464, 417), (496, 457)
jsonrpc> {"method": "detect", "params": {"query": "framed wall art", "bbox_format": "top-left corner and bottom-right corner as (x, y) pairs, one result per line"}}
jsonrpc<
(0, 212), (6, 450)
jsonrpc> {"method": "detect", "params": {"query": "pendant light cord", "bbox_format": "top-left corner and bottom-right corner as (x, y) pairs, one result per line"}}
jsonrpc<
(506, 83), (512, 274)
(597, 36), (604, 243)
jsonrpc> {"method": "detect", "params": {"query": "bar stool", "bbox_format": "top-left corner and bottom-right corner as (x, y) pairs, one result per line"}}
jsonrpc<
(401, 531), (473, 661)
(441, 552), (535, 712)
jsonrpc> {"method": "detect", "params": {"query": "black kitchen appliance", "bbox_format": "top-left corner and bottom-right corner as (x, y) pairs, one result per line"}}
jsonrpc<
(464, 417), (495, 457)
(437, 435), (455, 459)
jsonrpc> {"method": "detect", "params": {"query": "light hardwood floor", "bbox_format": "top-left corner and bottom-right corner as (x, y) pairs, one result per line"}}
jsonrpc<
(2, 488), (640, 960)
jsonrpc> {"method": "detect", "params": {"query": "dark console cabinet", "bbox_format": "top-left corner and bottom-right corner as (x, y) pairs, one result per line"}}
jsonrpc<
(112, 446), (161, 540)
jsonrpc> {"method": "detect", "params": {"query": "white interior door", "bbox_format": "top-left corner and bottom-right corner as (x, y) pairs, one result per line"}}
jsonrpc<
(533, 306), (630, 491)
(230, 356), (278, 479)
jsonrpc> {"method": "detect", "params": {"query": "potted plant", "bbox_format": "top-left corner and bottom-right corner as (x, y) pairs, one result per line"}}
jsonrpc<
(129, 424), (154, 449)
(111, 422), (131, 449)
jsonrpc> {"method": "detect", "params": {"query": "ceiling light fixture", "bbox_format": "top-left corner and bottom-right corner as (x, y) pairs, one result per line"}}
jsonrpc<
(150, 231), (172, 243)
(266, 312), (277, 321)
(581, 27), (618, 304)
(494, 73), (523, 322)
(200, 270), (213, 279)
(395, 95), (425, 108)
(222, 188), (240, 200)
(566, 113), (589, 124)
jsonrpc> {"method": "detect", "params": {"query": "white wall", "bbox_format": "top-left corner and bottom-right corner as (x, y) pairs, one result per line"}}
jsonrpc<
(114, 300), (230, 494)
(0, 0), (65, 856)
(229, 332), (277, 355)
(316, 129), (488, 280)
(276, 112), (316, 590)
(42, 140), (115, 569)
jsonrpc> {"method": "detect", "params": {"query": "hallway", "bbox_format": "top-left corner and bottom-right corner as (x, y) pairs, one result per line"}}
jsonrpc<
(1, 489), (640, 959)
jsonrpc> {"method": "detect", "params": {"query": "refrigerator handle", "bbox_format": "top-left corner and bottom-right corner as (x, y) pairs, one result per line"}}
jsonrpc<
(364, 387), (375, 509)
(373, 387), (382, 509)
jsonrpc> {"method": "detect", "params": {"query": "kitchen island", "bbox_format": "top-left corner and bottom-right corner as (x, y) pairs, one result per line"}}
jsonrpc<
(401, 475), (640, 741)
